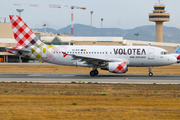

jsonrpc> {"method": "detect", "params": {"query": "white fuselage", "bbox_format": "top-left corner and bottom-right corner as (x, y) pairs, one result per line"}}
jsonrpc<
(44, 45), (176, 67)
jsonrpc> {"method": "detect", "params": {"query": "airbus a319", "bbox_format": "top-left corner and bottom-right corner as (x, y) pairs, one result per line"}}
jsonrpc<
(6, 15), (179, 77)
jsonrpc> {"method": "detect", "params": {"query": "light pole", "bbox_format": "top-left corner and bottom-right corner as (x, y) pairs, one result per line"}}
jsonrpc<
(90, 11), (93, 36)
(4, 18), (6, 23)
(16, 9), (24, 63)
(101, 18), (103, 36)
(16, 9), (24, 17)
(134, 33), (139, 41)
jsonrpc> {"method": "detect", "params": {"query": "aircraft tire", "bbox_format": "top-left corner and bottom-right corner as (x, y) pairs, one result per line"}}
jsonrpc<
(149, 72), (153, 77)
(90, 71), (96, 76)
(94, 70), (99, 75)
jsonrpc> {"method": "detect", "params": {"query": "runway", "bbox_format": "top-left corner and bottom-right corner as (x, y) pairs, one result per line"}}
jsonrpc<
(0, 73), (180, 84)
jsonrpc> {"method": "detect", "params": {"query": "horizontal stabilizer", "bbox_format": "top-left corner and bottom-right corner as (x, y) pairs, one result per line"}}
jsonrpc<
(6, 47), (31, 54)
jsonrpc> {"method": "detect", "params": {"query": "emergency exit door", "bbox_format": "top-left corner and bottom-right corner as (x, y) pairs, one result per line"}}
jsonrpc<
(148, 48), (154, 59)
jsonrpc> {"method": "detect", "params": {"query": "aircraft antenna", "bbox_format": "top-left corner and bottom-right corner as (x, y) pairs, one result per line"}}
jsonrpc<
(156, 0), (163, 5)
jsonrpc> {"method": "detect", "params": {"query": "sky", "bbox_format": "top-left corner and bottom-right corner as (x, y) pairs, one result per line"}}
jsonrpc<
(1, 0), (180, 30)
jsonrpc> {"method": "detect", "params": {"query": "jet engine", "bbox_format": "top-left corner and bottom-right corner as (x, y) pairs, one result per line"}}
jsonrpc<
(108, 62), (128, 73)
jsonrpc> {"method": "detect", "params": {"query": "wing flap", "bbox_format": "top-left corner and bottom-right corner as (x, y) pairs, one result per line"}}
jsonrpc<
(70, 54), (119, 66)
(71, 54), (109, 62)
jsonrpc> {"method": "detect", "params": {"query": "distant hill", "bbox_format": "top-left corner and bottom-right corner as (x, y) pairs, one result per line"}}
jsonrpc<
(32, 28), (57, 34)
(33, 24), (180, 43)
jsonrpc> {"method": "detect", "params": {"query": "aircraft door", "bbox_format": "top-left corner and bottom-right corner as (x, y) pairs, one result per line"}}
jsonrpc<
(148, 48), (154, 59)
(42, 46), (47, 58)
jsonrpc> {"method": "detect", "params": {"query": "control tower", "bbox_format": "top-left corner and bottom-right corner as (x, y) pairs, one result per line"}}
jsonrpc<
(149, 2), (170, 42)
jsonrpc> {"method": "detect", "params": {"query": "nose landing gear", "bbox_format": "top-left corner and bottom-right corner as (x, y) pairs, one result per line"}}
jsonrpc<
(148, 66), (153, 77)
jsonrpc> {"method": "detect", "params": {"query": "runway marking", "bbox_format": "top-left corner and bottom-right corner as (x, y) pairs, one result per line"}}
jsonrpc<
(28, 74), (42, 76)
(62, 75), (75, 77)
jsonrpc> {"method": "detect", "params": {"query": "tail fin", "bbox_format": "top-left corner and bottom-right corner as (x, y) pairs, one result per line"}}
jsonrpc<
(174, 47), (180, 62)
(174, 47), (180, 54)
(9, 15), (44, 49)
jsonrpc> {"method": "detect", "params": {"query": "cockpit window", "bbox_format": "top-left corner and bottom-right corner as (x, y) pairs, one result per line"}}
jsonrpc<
(161, 51), (170, 55)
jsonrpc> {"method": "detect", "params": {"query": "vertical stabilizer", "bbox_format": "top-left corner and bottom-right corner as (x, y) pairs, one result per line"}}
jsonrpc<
(174, 47), (180, 54)
(9, 15), (44, 49)
(173, 47), (180, 63)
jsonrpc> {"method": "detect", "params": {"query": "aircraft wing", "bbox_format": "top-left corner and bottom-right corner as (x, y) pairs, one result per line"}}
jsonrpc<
(68, 54), (129, 66)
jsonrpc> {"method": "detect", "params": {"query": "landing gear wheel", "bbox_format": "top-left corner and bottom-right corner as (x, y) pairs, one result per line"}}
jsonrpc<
(148, 66), (153, 77)
(149, 72), (153, 77)
(90, 70), (99, 76)
(90, 71), (96, 76)
(94, 70), (99, 75)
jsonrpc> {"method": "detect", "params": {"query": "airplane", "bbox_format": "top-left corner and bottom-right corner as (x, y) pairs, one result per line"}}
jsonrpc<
(171, 47), (180, 63)
(6, 15), (177, 77)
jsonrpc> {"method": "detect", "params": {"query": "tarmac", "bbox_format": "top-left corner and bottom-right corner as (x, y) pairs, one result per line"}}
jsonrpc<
(0, 73), (180, 84)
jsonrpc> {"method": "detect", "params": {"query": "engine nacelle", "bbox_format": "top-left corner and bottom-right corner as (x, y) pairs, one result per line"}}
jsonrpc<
(108, 62), (128, 73)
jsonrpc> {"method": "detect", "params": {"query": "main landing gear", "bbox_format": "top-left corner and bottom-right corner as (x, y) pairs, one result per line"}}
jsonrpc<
(148, 66), (153, 77)
(90, 69), (99, 76)
(90, 66), (99, 76)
